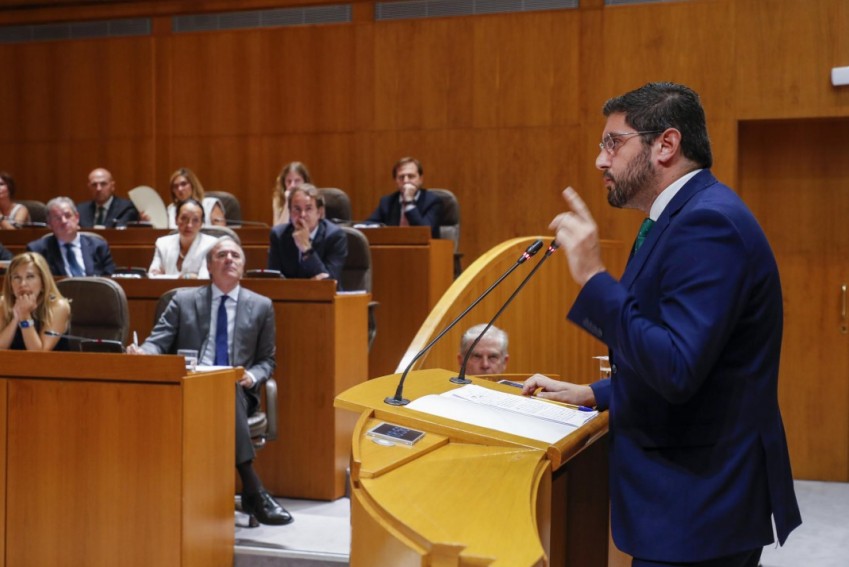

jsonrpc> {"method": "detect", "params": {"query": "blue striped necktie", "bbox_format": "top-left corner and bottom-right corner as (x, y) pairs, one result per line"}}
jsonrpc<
(634, 218), (655, 253)
(214, 295), (230, 366)
(64, 243), (85, 277)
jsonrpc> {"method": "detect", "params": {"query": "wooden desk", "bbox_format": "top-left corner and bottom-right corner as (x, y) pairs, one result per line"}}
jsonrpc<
(0, 352), (236, 567)
(2, 227), (272, 270)
(117, 277), (369, 500)
(336, 369), (610, 566)
(360, 227), (454, 378)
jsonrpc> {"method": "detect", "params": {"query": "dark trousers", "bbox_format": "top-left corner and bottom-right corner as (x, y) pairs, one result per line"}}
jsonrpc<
(235, 384), (256, 465)
(632, 548), (762, 567)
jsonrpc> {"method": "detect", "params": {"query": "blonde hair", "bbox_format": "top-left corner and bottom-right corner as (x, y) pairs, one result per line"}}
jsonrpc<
(273, 161), (312, 211)
(1, 252), (67, 329)
(169, 167), (206, 203)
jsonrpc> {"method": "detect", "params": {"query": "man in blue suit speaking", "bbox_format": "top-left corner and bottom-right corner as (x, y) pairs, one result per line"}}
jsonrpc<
(524, 83), (801, 566)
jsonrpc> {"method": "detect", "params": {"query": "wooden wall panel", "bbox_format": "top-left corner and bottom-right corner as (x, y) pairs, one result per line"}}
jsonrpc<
(735, 0), (849, 119)
(0, 36), (156, 203)
(738, 119), (849, 480)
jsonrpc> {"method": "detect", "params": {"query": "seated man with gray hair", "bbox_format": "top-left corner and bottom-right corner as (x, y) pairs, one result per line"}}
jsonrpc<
(128, 236), (291, 526)
(26, 196), (115, 277)
(458, 324), (509, 375)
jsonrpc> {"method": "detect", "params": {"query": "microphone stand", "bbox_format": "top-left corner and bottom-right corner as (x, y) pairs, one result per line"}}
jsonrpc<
(44, 330), (125, 352)
(384, 239), (544, 406)
(453, 241), (559, 384)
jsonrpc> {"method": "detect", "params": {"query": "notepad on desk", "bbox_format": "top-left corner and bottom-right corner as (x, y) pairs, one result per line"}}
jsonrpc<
(406, 384), (598, 444)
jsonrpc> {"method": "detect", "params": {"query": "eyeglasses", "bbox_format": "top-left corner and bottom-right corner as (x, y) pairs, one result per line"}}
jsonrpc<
(599, 130), (662, 155)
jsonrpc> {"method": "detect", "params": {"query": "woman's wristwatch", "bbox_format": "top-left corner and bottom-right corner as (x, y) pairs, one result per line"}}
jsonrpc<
(19, 319), (35, 329)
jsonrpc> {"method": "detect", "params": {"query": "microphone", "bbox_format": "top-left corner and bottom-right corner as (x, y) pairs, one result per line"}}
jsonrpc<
(226, 219), (270, 228)
(384, 239), (544, 406)
(44, 330), (125, 352)
(18, 222), (47, 228)
(454, 240), (560, 384)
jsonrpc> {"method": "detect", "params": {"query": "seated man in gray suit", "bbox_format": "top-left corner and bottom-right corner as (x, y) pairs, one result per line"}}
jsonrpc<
(128, 237), (292, 526)
(26, 197), (115, 277)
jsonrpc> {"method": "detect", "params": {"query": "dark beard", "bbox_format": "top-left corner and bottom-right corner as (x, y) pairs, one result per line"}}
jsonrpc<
(606, 145), (656, 209)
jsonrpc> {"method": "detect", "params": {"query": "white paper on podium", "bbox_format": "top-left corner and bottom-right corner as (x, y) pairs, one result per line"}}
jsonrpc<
(129, 185), (168, 228)
(407, 384), (598, 444)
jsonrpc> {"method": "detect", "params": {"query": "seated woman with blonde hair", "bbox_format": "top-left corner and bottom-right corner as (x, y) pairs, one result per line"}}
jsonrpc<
(0, 172), (31, 229)
(149, 199), (218, 279)
(0, 252), (70, 351)
(166, 167), (226, 228)
(272, 161), (311, 227)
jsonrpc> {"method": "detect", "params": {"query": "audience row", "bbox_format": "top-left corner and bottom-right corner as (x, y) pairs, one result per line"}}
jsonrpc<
(1, 156), (446, 289)
(0, 156), (443, 234)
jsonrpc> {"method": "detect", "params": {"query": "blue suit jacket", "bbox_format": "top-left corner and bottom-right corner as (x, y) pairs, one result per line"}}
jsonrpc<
(26, 233), (116, 277)
(267, 218), (348, 289)
(78, 196), (140, 228)
(366, 189), (443, 238)
(569, 170), (801, 562)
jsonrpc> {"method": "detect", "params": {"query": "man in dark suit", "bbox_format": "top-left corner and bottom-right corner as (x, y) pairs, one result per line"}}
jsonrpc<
(366, 156), (443, 238)
(26, 197), (115, 277)
(128, 236), (292, 525)
(78, 168), (139, 228)
(267, 184), (347, 288)
(524, 83), (801, 566)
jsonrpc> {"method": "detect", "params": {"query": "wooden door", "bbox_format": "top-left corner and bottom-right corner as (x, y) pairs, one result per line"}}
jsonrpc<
(739, 118), (849, 480)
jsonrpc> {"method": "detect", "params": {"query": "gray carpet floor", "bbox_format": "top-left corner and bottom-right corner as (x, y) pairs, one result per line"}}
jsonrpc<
(234, 480), (848, 566)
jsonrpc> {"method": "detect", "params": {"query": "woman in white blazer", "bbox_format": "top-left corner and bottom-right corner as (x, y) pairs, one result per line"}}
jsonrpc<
(149, 199), (219, 278)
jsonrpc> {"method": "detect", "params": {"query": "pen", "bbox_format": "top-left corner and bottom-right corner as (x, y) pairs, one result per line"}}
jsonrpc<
(133, 331), (138, 348)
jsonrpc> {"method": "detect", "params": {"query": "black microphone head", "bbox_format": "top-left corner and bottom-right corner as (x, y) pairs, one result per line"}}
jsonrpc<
(545, 239), (560, 255)
(518, 239), (544, 263)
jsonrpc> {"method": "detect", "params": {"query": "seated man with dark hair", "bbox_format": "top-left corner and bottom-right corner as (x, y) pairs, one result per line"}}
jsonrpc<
(128, 237), (292, 526)
(366, 156), (443, 238)
(267, 184), (347, 289)
(26, 197), (115, 277)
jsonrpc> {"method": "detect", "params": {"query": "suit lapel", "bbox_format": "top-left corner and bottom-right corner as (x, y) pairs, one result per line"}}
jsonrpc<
(195, 286), (212, 358)
(232, 288), (252, 366)
(79, 235), (95, 276)
(389, 196), (402, 225)
(620, 170), (717, 288)
(45, 236), (66, 276)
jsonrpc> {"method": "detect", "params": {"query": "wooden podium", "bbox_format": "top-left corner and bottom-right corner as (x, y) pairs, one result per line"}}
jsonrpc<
(0, 351), (236, 567)
(335, 369), (610, 567)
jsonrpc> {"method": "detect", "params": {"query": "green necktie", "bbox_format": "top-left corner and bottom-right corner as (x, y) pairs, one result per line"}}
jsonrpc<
(634, 218), (655, 252)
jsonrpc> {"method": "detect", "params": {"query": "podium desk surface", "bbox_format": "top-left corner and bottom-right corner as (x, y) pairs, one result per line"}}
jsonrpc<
(335, 368), (608, 471)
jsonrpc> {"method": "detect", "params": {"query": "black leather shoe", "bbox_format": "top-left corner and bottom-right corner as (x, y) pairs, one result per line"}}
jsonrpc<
(242, 491), (293, 526)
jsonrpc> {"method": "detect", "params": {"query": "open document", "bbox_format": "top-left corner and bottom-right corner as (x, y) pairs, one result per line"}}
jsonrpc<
(407, 384), (598, 444)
